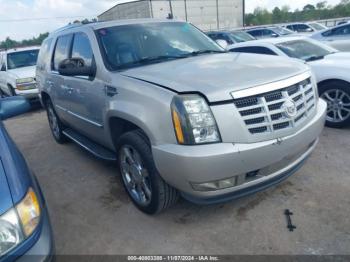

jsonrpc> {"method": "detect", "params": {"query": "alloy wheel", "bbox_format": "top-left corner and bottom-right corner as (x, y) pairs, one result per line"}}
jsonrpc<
(47, 105), (60, 138)
(119, 145), (152, 206)
(321, 89), (350, 123)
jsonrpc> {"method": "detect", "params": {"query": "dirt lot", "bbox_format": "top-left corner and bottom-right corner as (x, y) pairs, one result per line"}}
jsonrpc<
(4, 109), (350, 255)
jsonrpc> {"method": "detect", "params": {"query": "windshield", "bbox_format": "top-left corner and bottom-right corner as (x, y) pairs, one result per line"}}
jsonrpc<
(7, 49), (39, 70)
(309, 23), (326, 31)
(230, 31), (256, 42)
(271, 27), (293, 35)
(96, 22), (224, 70)
(276, 39), (333, 61)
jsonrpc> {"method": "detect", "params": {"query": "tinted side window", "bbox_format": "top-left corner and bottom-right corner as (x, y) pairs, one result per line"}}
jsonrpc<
(295, 24), (312, 32)
(71, 33), (94, 67)
(231, 46), (277, 55)
(286, 25), (294, 31)
(208, 34), (218, 40)
(263, 29), (274, 36)
(247, 30), (261, 37)
(37, 38), (53, 70)
(53, 34), (72, 71)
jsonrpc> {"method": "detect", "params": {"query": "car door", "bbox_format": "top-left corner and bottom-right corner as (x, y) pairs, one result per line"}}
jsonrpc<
(51, 33), (73, 122)
(62, 32), (106, 143)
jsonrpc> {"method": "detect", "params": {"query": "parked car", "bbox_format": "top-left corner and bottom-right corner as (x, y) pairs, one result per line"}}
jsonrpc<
(311, 23), (350, 52)
(229, 37), (350, 128)
(337, 20), (350, 26)
(0, 47), (40, 103)
(284, 22), (327, 33)
(37, 19), (326, 214)
(206, 30), (255, 48)
(0, 96), (54, 261)
(246, 26), (294, 39)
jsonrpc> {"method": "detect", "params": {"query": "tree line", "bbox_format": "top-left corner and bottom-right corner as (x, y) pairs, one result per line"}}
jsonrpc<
(245, 0), (350, 26)
(0, 33), (49, 50)
(0, 18), (96, 50)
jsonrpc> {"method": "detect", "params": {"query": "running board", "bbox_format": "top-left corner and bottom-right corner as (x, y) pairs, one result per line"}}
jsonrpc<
(63, 128), (117, 161)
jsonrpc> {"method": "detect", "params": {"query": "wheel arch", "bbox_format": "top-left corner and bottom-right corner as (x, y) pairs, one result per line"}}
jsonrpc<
(40, 91), (51, 108)
(108, 115), (153, 150)
(318, 78), (350, 88)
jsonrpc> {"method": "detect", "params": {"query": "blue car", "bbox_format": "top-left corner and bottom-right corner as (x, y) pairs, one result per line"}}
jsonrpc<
(0, 97), (54, 261)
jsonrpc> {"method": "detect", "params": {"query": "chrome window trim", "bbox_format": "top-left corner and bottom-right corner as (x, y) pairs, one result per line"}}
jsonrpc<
(231, 71), (311, 99)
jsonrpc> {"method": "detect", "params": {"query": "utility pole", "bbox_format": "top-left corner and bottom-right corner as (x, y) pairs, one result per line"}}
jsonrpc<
(168, 0), (174, 19)
(216, 0), (219, 29)
(243, 0), (245, 27)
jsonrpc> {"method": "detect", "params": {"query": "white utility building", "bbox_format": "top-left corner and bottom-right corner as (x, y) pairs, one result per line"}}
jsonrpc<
(98, 0), (244, 31)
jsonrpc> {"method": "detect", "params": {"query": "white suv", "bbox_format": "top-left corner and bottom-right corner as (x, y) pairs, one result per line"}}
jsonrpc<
(0, 46), (40, 102)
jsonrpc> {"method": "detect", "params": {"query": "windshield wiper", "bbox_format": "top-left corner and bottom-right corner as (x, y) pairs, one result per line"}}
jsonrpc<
(306, 55), (325, 62)
(137, 55), (188, 64)
(187, 50), (227, 56)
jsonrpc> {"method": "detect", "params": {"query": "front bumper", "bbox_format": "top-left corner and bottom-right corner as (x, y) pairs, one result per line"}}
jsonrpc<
(152, 99), (327, 204)
(15, 88), (40, 103)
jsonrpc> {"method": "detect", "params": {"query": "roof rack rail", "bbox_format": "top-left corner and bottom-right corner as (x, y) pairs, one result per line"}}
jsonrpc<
(49, 23), (84, 35)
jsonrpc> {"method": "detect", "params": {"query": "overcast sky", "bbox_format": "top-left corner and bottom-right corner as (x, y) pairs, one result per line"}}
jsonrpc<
(0, 0), (342, 41)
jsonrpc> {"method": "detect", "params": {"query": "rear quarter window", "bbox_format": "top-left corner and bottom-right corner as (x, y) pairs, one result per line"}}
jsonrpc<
(37, 38), (53, 70)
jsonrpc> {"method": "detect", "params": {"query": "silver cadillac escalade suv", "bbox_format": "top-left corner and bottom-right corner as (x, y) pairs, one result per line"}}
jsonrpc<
(37, 19), (327, 214)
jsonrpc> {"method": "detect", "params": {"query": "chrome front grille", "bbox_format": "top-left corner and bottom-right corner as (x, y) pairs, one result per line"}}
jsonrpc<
(233, 78), (316, 135)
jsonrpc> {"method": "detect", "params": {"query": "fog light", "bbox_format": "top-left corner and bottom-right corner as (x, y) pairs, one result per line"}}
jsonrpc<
(191, 177), (237, 192)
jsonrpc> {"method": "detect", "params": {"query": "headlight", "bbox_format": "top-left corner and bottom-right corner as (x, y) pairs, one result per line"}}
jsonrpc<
(16, 188), (41, 237)
(16, 78), (35, 84)
(0, 188), (40, 257)
(16, 78), (37, 90)
(0, 209), (24, 256)
(171, 94), (221, 145)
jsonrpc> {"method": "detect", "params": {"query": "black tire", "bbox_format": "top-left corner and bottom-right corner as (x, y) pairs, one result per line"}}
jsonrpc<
(45, 99), (68, 144)
(319, 81), (350, 128)
(117, 130), (179, 214)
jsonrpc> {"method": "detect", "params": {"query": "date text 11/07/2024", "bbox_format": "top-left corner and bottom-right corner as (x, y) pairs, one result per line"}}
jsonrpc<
(127, 256), (220, 261)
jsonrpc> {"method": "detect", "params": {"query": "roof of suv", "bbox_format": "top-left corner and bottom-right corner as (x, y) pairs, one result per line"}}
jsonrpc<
(50, 19), (184, 36)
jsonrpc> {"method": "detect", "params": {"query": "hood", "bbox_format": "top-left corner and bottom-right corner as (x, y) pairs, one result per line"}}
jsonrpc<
(324, 52), (350, 62)
(308, 52), (350, 68)
(0, 159), (12, 215)
(121, 53), (308, 102)
(7, 65), (36, 80)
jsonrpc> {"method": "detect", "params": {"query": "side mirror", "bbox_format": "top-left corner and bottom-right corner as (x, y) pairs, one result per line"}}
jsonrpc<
(215, 39), (228, 49)
(271, 33), (279, 38)
(306, 28), (314, 32)
(0, 96), (30, 120)
(58, 58), (96, 77)
(1, 64), (6, 71)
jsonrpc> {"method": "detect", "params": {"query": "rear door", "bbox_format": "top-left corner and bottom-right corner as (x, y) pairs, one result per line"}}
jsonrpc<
(51, 33), (73, 121)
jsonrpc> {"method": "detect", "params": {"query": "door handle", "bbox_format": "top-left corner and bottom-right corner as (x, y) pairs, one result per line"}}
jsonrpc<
(61, 85), (74, 93)
(105, 85), (118, 97)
